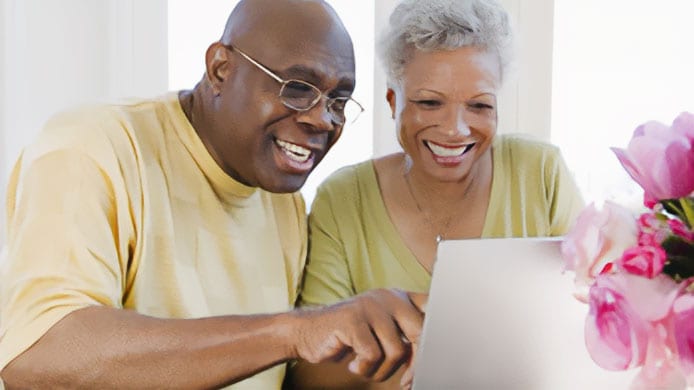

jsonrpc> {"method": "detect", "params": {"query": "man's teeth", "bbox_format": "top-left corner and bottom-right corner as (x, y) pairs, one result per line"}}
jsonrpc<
(425, 141), (473, 157)
(275, 139), (312, 162)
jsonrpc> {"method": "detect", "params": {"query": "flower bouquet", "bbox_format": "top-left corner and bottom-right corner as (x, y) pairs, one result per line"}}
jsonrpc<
(561, 112), (694, 389)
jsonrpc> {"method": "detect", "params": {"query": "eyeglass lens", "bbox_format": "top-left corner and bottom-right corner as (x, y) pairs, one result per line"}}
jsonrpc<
(279, 80), (360, 125)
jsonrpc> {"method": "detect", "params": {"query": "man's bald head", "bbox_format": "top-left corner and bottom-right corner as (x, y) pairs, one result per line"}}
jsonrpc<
(182, 0), (358, 193)
(221, 0), (352, 55)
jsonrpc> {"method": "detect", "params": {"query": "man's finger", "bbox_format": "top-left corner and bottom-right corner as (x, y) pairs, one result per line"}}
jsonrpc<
(344, 325), (383, 377)
(392, 292), (425, 346)
(399, 341), (418, 389)
(407, 292), (428, 313)
(368, 318), (411, 382)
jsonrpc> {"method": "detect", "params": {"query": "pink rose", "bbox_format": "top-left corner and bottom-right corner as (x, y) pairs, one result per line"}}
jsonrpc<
(562, 202), (638, 291)
(611, 112), (694, 202)
(673, 282), (694, 385)
(668, 218), (694, 242)
(617, 245), (667, 278)
(637, 212), (669, 245)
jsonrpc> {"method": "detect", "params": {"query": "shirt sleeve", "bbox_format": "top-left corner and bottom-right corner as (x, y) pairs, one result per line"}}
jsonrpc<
(0, 149), (129, 370)
(545, 147), (585, 235)
(298, 183), (356, 307)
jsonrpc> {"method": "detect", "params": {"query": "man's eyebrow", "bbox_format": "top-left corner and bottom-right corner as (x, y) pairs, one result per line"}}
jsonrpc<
(282, 64), (321, 81)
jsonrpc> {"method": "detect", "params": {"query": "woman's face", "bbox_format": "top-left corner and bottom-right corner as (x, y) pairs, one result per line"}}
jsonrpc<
(388, 46), (501, 182)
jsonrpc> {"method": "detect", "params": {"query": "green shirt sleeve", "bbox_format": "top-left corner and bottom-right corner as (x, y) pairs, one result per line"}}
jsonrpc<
(545, 145), (585, 235)
(299, 181), (356, 306)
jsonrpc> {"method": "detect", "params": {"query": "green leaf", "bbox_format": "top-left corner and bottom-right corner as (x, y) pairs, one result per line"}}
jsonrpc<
(661, 199), (684, 220)
(661, 235), (694, 281)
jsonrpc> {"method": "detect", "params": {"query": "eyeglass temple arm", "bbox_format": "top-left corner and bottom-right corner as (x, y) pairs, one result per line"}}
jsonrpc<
(230, 45), (285, 84)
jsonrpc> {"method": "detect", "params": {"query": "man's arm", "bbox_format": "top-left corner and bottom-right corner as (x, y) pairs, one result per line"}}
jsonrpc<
(1, 290), (425, 389)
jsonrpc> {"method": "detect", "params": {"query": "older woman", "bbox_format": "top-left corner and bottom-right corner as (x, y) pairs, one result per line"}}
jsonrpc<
(290, 0), (584, 387)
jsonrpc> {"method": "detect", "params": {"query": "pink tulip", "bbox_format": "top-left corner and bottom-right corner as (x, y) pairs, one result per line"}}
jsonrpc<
(562, 202), (638, 291)
(631, 322), (688, 390)
(585, 274), (649, 370)
(585, 274), (680, 371)
(617, 245), (667, 278)
(611, 112), (694, 202)
(618, 274), (679, 322)
(672, 111), (694, 142)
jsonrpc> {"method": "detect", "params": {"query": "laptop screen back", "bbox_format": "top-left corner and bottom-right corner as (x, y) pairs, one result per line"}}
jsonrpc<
(412, 237), (635, 389)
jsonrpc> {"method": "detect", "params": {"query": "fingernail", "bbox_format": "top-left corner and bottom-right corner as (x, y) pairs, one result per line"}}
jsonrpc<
(348, 360), (359, 374)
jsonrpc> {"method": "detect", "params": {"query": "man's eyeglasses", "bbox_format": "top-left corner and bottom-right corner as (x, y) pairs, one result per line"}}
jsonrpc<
(223, 44), (364, 126)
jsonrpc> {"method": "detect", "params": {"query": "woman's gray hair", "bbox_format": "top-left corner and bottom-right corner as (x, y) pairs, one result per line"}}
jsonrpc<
(378, 0), (514, 85)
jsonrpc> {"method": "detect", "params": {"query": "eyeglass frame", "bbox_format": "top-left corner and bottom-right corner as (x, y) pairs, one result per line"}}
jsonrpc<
(222, 44), (364, 125)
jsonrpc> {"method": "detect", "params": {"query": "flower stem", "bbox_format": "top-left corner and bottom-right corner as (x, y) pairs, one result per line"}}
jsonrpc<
(680, 197), (694, 229)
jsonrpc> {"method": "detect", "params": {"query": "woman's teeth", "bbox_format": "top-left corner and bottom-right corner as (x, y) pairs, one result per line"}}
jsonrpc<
(275, 139), (312, 162)
(425, 141), (474, 157)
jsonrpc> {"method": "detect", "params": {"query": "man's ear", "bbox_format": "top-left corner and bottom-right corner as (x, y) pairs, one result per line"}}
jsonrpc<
(205, 42), (233, 96)
(386, 88), (397, 119)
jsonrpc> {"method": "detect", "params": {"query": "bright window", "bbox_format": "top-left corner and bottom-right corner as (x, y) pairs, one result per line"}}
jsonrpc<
(551, 0), (694, 207)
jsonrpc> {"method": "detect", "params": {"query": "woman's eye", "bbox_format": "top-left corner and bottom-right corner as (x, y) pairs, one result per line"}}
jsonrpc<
(469, 102), (495, 111)
(413, 100), (442, 108)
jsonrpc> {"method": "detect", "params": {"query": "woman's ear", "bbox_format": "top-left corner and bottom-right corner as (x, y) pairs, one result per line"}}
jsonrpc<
(205, 42), (233, 96)
(386, 88), (396, 119)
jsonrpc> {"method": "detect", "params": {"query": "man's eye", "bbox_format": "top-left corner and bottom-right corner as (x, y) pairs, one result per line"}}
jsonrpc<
(330, 98), (348, 111)
(284, 81), (316, 96)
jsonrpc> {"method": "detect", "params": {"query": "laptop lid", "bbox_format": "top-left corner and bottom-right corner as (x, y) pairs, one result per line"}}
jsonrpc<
(412, 237), (635, 389)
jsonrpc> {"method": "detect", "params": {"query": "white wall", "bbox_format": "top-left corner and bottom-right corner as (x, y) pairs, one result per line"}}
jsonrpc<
(372, 0), (398, 157)
(372, 0), (556, 156)
(0, 0), (7, 245)
(498, 0), (555, 139)
(0, 0), (168, 246)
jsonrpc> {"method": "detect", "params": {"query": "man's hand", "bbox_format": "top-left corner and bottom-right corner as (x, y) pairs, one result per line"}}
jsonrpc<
(290, 289), (428, 384)
(399, 292), (427, 389)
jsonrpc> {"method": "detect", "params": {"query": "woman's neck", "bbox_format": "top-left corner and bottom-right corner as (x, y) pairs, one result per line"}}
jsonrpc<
(402, 148), (493, 209)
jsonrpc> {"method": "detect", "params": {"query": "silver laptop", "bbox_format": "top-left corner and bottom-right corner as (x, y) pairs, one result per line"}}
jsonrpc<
(412, 237), (635, 389)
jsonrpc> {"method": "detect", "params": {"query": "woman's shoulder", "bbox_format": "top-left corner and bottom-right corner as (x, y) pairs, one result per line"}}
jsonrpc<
(497, 133), (559, 152)
(317, 159), (375, 192)
(318, 153), (405, 189)
(496, 133), (563, 163)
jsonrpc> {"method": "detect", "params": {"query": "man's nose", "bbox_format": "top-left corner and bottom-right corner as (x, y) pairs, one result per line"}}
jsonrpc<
(296, 96), (336, 132)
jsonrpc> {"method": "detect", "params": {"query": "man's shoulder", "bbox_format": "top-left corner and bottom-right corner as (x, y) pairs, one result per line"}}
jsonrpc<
(26, 93), (178, 163)
(42, 94), (175, 140)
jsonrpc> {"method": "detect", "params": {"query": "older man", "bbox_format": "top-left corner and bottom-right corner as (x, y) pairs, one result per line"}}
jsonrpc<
(0, 1), (424, 388)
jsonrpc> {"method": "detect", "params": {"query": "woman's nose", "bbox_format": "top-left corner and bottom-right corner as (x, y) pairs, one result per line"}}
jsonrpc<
(447, 106), (471, 137)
